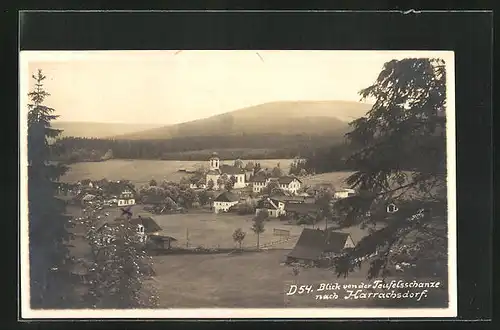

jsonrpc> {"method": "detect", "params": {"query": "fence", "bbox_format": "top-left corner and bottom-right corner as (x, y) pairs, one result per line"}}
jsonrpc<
(273, 228), (291, 237)
(170, 234), (298, 251)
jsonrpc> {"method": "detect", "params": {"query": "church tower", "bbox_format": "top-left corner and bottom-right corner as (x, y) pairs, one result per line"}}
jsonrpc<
(209, 152), (220, 171)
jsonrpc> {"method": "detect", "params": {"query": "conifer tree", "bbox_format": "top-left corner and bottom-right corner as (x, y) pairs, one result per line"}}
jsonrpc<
(334, 59), (448, 280)
(27, 69), (76, 308)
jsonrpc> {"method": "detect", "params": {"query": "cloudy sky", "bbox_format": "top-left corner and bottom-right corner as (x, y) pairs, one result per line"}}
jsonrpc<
(22, 50), (450, 125)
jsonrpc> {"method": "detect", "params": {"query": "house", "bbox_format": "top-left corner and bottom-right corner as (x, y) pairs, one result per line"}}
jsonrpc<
(213, 191), (240, 213)
(284, 203), (321, 219)
(286, 228), (355, 265)
(251, 174), (269, 193)
(118, 189), (135, 206)
(81, 193), (96, 206)
(255, 197), (286, 217)
(334, 188), (356, 199)
(94, 215), (163, 244)
(147, 234), (178, 250)
(277, 176), (302, 194)
(251, 175), (302, 195)
(205, 152), (247, 190)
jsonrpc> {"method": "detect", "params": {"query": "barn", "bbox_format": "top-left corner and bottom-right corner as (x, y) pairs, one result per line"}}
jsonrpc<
(286, 228), (355, 266)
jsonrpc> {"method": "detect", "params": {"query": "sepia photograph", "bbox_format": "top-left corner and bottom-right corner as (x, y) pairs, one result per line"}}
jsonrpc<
(20, 50), (457, 318)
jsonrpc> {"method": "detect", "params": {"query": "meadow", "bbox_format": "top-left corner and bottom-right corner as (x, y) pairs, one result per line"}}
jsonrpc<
(138, 211), (374, 250)
(66, 204), (448, 309)
(60, 159), (297, 187)
(71, 205), (368, 250)
(150, 250), (448, 308)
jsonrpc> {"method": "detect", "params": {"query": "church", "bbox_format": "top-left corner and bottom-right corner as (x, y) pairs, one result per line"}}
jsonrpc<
(205, 153), (248, 190)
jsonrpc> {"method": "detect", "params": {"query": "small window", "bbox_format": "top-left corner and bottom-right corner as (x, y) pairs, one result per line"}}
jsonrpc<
(387, 203), (398, 214)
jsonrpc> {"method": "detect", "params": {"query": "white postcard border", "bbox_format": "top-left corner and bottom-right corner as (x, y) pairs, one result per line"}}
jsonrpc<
(19, 50), (457, 319)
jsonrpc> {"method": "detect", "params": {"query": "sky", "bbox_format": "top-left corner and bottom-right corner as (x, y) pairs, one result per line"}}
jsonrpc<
(22, 50), (451, 125)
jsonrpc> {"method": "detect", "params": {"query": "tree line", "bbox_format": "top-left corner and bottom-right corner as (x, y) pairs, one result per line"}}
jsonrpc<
(51, 133), (345, 163)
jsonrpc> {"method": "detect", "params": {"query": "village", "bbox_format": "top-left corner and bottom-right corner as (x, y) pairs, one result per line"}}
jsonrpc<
(56, 152), (383, 285)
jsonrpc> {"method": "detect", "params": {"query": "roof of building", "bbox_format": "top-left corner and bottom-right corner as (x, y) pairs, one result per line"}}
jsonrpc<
(256, 198), (281, 210)
(132, 216), (162, 233)
(288, 229), (353, 260)
(220, 165), (245, 175)
(94, 215), (162, 233)
(285, 203), (320, 214)
(272, 195), (306, 203)
(148, 233), (178, 242)
(81, 194), (95, 201)
(214, 191), (240, 202)
(324, 230), (352, 253)
(251, 175), (268, 183)
(278, 176), (302, 184)
(287, 228), (326, 260)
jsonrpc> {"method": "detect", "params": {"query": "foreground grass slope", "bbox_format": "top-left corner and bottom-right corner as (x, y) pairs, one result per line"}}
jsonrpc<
(151, 250), (448, 308)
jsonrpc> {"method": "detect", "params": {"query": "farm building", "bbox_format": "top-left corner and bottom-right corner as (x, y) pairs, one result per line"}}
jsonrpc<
(93, 215), (163, 244)
(255, 197), (286, 218)
(213, 191), (240, 213)
(284, 203), (321, 219)
(286, 228), (355, 265)
(147, 234), (178, 250)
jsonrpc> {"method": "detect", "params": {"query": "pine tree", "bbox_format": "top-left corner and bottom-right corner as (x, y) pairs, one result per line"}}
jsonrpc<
(333, 59), (448, 280)
(27, 69), (76, 308)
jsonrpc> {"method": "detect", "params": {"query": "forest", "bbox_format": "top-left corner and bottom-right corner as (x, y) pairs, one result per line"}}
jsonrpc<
(50, 132), (351, 168)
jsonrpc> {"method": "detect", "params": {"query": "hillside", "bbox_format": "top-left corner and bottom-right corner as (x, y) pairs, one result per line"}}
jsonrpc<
(52, 121), (163, 138)
(114, 100), (372, 140)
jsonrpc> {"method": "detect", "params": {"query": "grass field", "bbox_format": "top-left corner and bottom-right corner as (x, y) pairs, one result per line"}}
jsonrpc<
(151, 211), (381, 249)
(61, 159), (296, 187)
(66, 205), (447, 309)
(77, 205), (374, 250)
(150, 250), (448, 308)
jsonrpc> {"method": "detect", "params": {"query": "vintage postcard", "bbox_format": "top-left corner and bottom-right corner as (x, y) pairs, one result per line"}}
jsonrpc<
(20, 50), (457, 318)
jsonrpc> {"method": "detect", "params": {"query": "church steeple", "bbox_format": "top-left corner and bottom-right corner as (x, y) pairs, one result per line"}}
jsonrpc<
(209, 152), (220, 170)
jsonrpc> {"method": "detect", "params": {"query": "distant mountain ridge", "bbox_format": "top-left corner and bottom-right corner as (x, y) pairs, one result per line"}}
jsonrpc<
(52, 121), (163, 139)
(114, 100), (372, 140)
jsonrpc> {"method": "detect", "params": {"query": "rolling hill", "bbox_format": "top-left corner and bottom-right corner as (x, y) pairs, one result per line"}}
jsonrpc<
(51, 121), (163, 138)
(113, 100), (372, 140)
